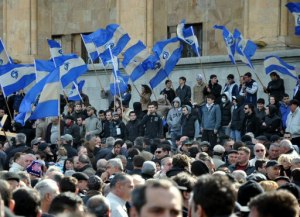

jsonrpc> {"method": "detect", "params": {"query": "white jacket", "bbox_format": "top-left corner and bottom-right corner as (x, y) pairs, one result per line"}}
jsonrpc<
(286, 107), (300, 138)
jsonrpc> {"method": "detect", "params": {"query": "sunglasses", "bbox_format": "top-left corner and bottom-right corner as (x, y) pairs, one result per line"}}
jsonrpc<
(255, 149), (265, 153)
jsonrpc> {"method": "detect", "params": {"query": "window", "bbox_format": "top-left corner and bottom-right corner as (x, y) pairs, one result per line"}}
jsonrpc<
(168, 23), (203, 57)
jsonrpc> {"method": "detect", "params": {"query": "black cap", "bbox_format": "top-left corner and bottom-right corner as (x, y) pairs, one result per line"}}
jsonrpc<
(266, 160), (280, 168)
(72, 172), (89, 181)
(38, 142), (50, 151)
(65, 115), (75, 121)
(3, 172), (20, 182)
(256, 135), (268, 142)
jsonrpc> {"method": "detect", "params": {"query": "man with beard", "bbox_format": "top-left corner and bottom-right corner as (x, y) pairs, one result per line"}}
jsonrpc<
(241, 103), (261, 137)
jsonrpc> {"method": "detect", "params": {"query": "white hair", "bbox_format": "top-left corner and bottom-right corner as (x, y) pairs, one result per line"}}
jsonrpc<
(34, 179), (59, 199)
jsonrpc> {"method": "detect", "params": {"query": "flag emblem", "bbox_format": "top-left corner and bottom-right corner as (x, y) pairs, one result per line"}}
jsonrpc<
(225, 36), (234, 46)
(58, 49), (63, 55)
(11, 70), (18, 79)
(154, 61), (161, 69)
(64, 62), (69, 70)
(105, 42), (114, 49)
(163, 51), (169, 59)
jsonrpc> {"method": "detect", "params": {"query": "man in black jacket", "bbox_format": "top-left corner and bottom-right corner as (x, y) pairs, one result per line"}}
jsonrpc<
(125, 111), (142, 142)
(263, 71), (285, 101)
(175, 77), (191, 106)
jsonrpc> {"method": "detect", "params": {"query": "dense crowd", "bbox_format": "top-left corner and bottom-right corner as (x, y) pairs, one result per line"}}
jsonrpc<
(1, 70), (300, 217)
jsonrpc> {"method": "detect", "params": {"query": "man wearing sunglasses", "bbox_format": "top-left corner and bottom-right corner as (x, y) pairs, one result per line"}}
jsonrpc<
(249, 143), (267, 166)
(241, 103), (261, 137)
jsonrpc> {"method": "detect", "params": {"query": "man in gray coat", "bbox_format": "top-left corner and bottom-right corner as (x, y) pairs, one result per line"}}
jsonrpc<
(85, 106), (102, 137)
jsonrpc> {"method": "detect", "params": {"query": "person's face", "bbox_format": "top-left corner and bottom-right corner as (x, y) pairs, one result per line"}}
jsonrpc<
(87, 109), (94, 116)
(211, 77), (217, 84)
(228, 153), (238, 165)
(257, 103), (264, 110)
(266, 166), (281, 180)
(135, 187), (182, 217)
(76, 118), (83, 126)
(254, 144), (266, 159)
(197, 79), (203, 85)
(155, 148), (167, 160)
(173, 101), (179, 108)
(206, 98), (214, 105)
(270, 75), (276, 81)
(224, 141), (234, 152)
(162, 159), (172, 172)
(290, 104), (297, 113)
(129, 113), (137, 121)
(23, 155), (35, 168)
(73, 156), (80, 169)
(113, 114), (120, 121)
(78, 147), (88, 156)
(166, 81), (172, 88)
(78, 180), (88, 191)
(269, 97), (275, 105)
(114, 145), (122, 155)
(268, 146), (280, 160)
(65, 118), (72, 125)
(65, 160), (74, 170)
(106, 112), (112, 121)
(237, 150), (249, 164)
(258, 163), (267, 175)
(283, 96), (289, 105)
(148, 105), (156, 114)
(182, 107), (188, 115)
(120, 178), (134, 201)
(75, 104), (82, 112)
(280, 158), (291, 170)
(179, 79), (184, 85)
(244, 105), (251, 115)
(283, 133), (292, 141)
(99, 113), (105, 120)
(244, 76), (250, 83)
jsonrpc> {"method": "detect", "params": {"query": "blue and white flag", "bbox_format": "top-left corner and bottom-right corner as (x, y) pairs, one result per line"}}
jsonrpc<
(286, 2), (300, 35)
(30, 68), (60, 120)
(177, 20), (201, 56)
(109, 48), (129, 95)
(233, 29), (257, 69)
(122, 41), (151, 82)
(149, 37), (183, 89)
(0, 38), (11, 66)
(81, 29), (106, 62)
(264, 55), (298, 80)
(68, 80), (85, 101)
(34, 59), (55, 83)
(93, 24), (130, 65)
(55, 54), (88, 88)
(0, 64), (35, 97)
(47, 39), (63, 66)
(213, 25), (236, 64)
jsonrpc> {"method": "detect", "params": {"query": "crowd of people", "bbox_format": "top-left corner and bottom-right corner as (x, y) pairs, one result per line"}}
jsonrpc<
(1, 70), (300, 217)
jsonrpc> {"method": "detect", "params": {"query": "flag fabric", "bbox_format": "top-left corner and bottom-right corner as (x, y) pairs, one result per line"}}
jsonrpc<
(149, 37), (183, 89)
(93, 24), (130, 64)
(55, 54), (88, 88)
(286, 2), (300, 35)
(68, 80), (85, 101)
(213, 25), (236, 64)
(0, 38), (11, 65)
(47, 39), (63, 65)
(122, 40), (151, 82)
(233, 29), (257, 69)
(264, 55), (298, 80)
(177, 20), (201, 56)
(109, 48), (129, 95)
(0, 64), (35, 97)
(81, 29), (106, 62)
(29, 68), (60, 120)
(34, 59), (55, 83)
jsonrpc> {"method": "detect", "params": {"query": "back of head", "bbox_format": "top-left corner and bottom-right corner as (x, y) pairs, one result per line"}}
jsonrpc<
(86, 195), (110, 217)
(59, 176), (78, 193)
(34, 179), (59, 200)
(249, 190), (299, 217)
(48, 192), (83, 215)
(106, 137), (115, 147)
(13, 188), (41, 217)
(237, 180), (264, 206)
(0, 180), (12, 207)
(192, 174), (236, 217)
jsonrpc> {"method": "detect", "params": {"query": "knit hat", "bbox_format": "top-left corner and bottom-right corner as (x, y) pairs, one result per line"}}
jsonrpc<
(196, 74), (203, 81)
(61, 134), (73, 142)
(191, 160), (209, 176)
(213, 145), (225, 153)
(72, 172), (89, 181)
(26, 160), (44, 178)
(237, 180), (264, 206)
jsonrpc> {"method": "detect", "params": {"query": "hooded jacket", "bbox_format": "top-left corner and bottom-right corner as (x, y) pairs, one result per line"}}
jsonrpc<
(181, 105), (200, 139)
(167, 97), (182, 132)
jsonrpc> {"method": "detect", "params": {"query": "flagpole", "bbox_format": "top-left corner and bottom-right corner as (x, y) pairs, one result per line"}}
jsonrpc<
(0, 38), (12, 64)
(0, 86), (14, 121)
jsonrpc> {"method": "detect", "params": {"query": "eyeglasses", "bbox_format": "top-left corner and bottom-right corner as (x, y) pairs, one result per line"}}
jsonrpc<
(284, 137), (291, 139)
(255, 149), (265, 153)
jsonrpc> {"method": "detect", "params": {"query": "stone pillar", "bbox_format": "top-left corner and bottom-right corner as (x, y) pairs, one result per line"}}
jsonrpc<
(146, 0), (154, 48)
(30, 0), (37, 55)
